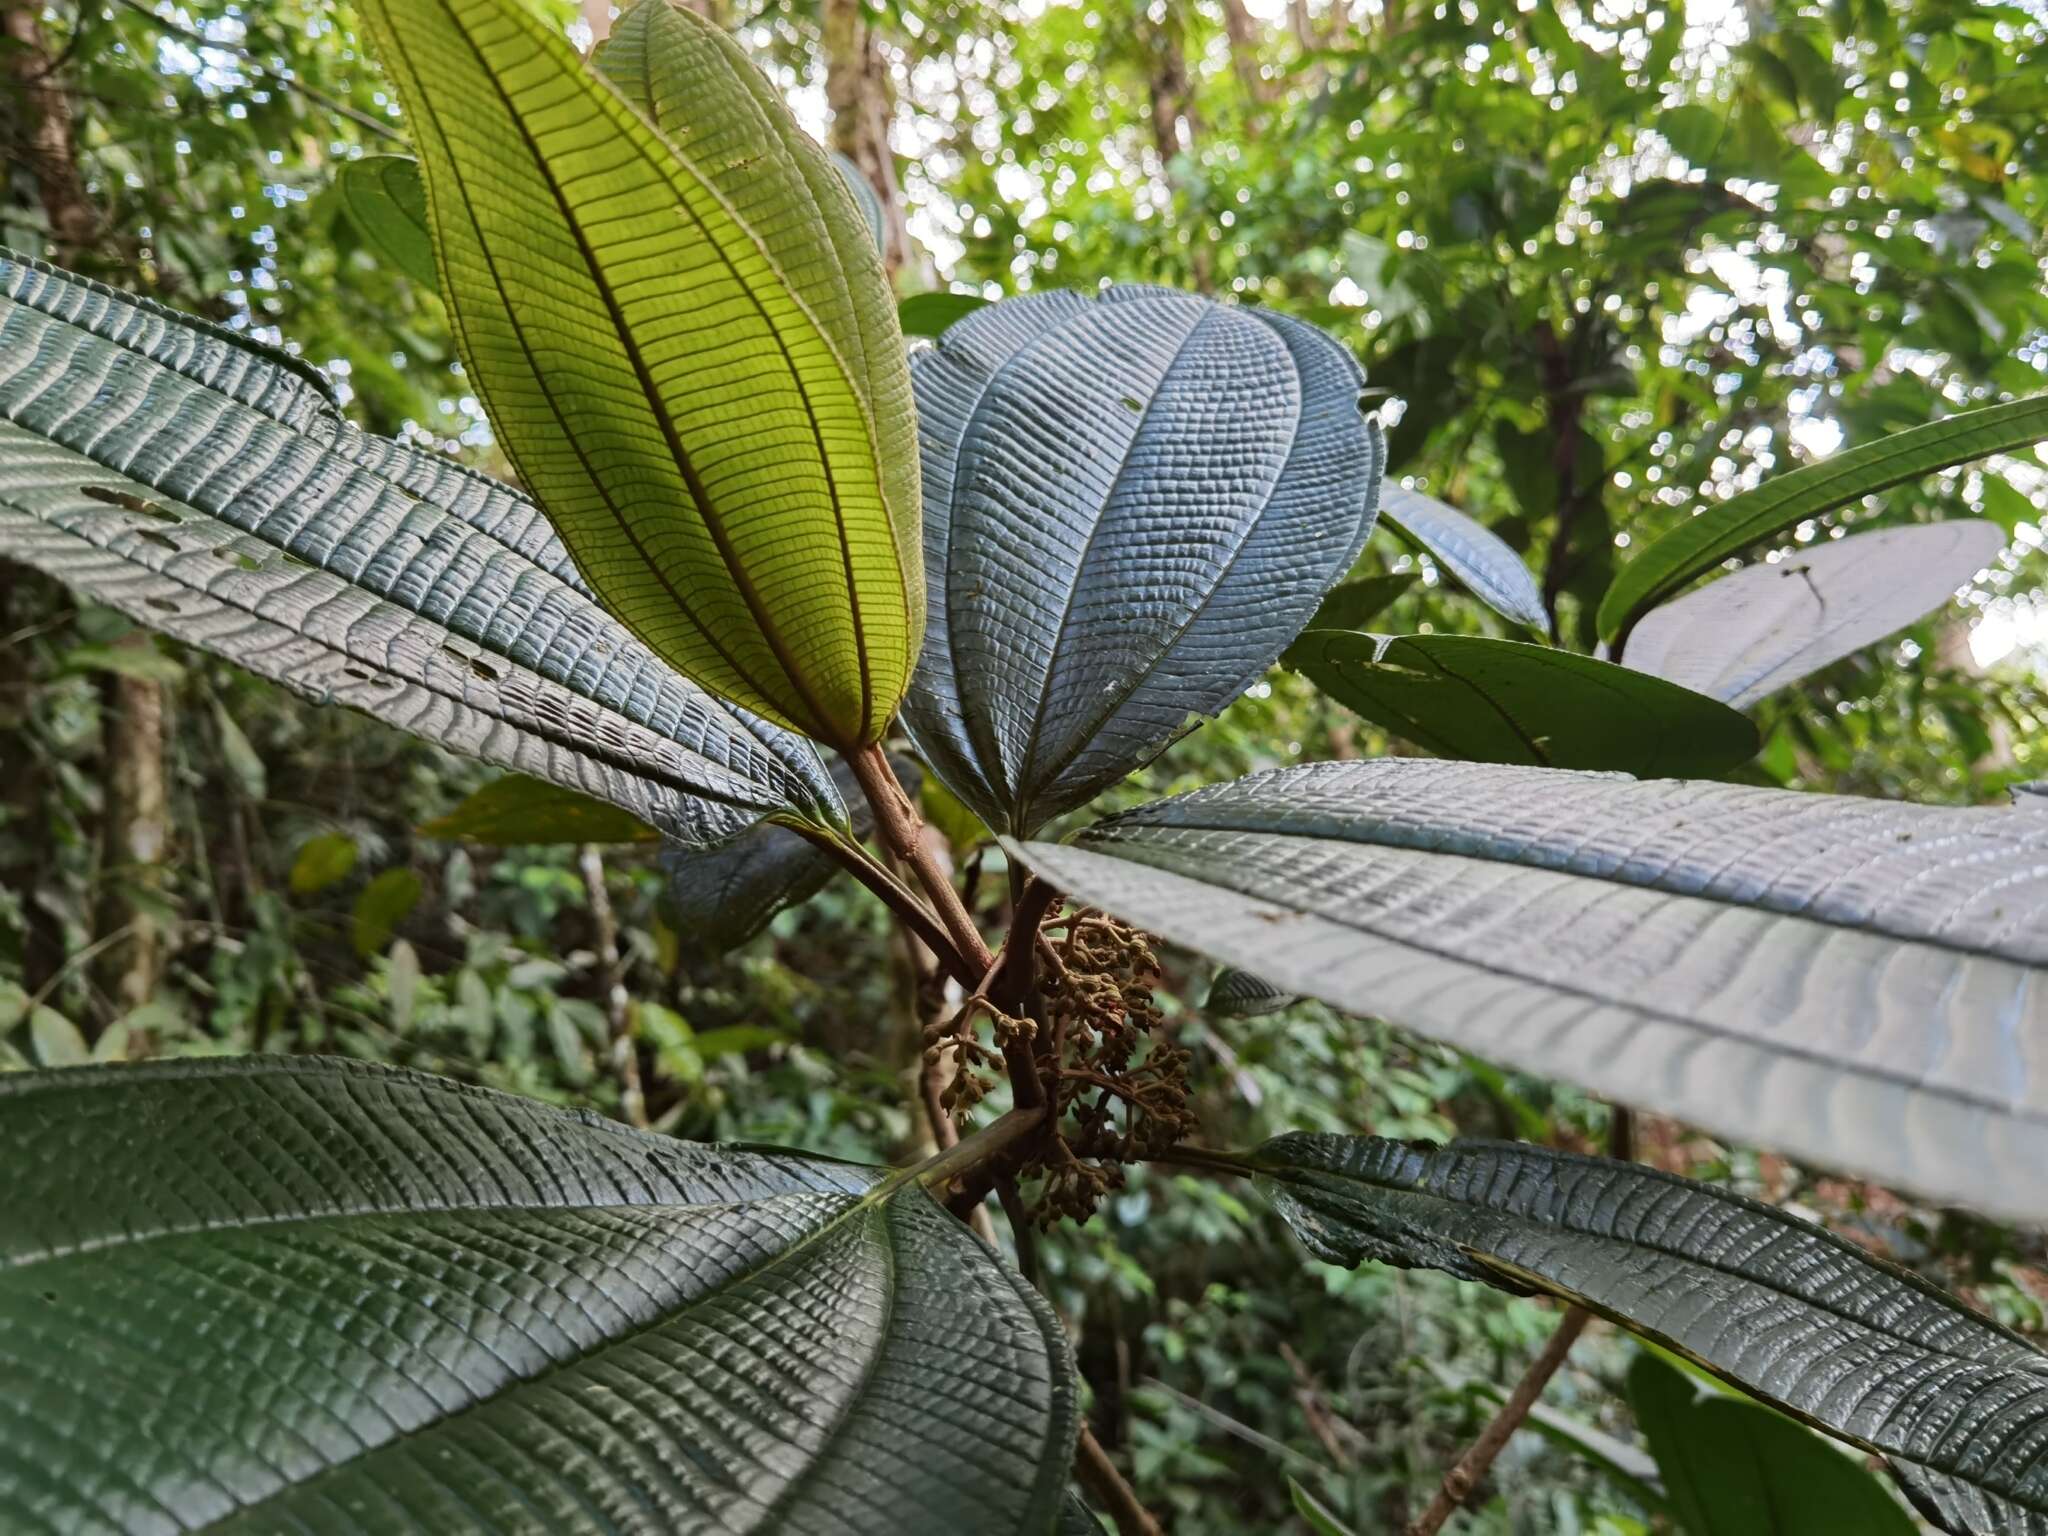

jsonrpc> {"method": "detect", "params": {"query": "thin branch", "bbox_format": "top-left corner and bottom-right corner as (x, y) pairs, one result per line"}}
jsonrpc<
(1074, 1426), (1164, 1536)
(898, 1101), (1046, 1197)
(1404, 1306), (1592, 1536)
(577, 843), (645, 1130)
(994, 1172), (1040, 1284)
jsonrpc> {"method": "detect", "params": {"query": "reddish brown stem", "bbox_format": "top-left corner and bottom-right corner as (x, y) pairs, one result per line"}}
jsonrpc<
(1075, 1426), (1164, 1536)
(1405, 1306), (1591, 1536)
(792, 822), (980, 991)
(847, 745), (1044, 1108)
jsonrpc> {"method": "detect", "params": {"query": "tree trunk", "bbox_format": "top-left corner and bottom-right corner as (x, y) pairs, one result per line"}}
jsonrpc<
(823, 0), (916, 281)
(94, 635), (169, 1023)
(3, 0), (99, 252)
(1219, 0), (1272, 113)
(1141, 5), (1213, 292)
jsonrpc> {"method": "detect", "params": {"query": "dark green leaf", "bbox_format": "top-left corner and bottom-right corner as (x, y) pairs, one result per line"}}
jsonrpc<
(1205, 967), (1298, 1017)
(420, 776), (662, 846)
(1600, 394), (2048, 643)
(1247, 1133), (2040, 1534)
(898, 290), (991, 337)
(1626, 1355), (1916, 1536)
(1294, 571), (1414, 637)
(1291, 631), (1758, 776)
(1015, 758), (2048, 1219)
(0, 1057), (1079, 1532)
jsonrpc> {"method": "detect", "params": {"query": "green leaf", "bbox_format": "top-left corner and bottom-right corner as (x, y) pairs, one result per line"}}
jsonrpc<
(1378, 486), (1549, 631)
(386, 937), (421, 1031)
(832, 150), (889, 253)
(58, 639), (186, 684)
(1626, 1355), (1916, 1536)
(1248, 1134), (2038, 1535)
(209, 700), (267, 800)
(289, 831), (358, 895)
(1624, 521), (2004, 708)
(903, 288), (1383, 835)
(0, 1058), (1078, 1532)
(1600, 394), (2048, 643)
(1290, 631), (1759, 776)
(1014, 758), (2048, 1220)
(420, 775), (661, 845)
(1289, 1478), (1356, 1536)
(1205, 967), (1298, 1017)
(352, 867), (423, 958)
(28, 1007), (88, 1068)
(898, 289), (992, 337)
(0, 248), (842, 848)
(1294, 571), (1414, 637)
(364, 0), (923, 745)
(331, 155), (439, 291)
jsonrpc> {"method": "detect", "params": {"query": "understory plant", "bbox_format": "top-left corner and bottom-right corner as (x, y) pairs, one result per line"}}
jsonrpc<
(3, 1), (2048, 1531)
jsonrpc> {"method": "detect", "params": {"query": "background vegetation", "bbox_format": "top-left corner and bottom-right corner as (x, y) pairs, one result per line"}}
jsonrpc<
(5, 0), (2047, 1528)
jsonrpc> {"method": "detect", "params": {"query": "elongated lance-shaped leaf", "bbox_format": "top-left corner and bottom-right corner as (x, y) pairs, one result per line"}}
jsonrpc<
(1623, 520), (2005, 708)
(1248, 1134), (2046, 1535)
(0, 248), (841, 848)
(331, 154), (438, 291)
(1014, 758), (2048, 1222)
(1378, 485), (1549, 631)
(903, 287), (1383, 836)
(0, 1057), (1078, 1534)
(1290, 631), (1759, 777)
(362, 0), (922, 746)
(1600, 393), (2048, 645)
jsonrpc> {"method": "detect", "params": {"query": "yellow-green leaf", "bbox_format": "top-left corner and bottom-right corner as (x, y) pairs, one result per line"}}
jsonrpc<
(360, 0), (921, 747)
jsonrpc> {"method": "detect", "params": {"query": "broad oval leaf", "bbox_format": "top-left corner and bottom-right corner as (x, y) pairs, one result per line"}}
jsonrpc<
(1205, 967), (1299, 1017)
(0, 248), (841, 849)
(1250, 1134), (2042, 1534)
(898, 290), (992, 338)
(903, 286), (1383, 835)
(1016, 758), (2048, 1222)
(1599, 393), (2048, 644)
(1291, 631), (1758, 776)
(1378, 485), (1549, 631)
(421, 776), (662, 845)
(1627, 1355), (1918, 1536)
(365, 0), (922, 746)
(1622, 520), (2005, 707)
(331, 154), (438, 292)
(1296, 570), (1414, 636)
(0, 1056), (1079, 1533)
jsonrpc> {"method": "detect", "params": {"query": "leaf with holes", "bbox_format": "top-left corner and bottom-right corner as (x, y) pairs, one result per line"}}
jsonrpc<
(1599, 394), (2048, 644)
(362, 0), (921, 745)
(1621, 521), (2005, 706)
(1290, 631), (1758, 776)
(330, 155), (438, 292)
(0, 1056), (1079, 1533)
(1377, 486), (1549, 631)
(902, 286), (1382, 835)
(1014, 757), (2048, 1221)
(0, 249), (842, 850)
